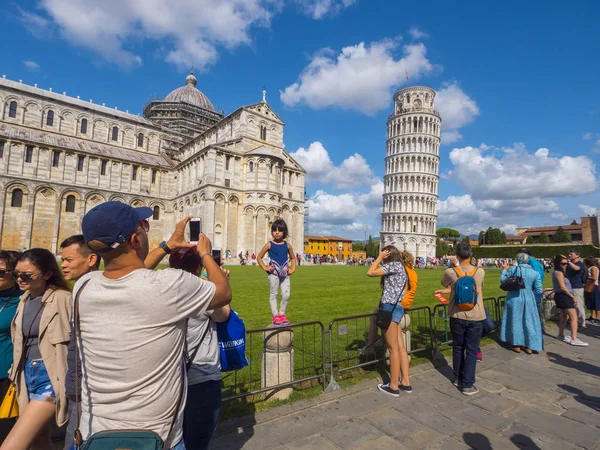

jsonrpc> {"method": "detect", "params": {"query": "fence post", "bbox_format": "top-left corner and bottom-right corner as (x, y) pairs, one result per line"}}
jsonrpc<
(323, 329), (340, 392)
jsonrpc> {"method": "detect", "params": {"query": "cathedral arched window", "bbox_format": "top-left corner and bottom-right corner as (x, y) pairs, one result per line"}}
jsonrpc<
(46, 110), (54, 126)
(259, 125), (267, 141)
(65, 195), (76, 213)
(8, 101), (17, 118)
(11, 189), (23, 208)
(153, 205), (160, 220)
(249, 161), (254, 173)
(406, 94), (410, 103)
(111, 126), (119, 141)
(137, 133), (144, 148)
(80, 118), (88, 134)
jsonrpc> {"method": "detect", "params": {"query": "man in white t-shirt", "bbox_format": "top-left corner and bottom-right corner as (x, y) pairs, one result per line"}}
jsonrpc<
(74, 201), (231, 449)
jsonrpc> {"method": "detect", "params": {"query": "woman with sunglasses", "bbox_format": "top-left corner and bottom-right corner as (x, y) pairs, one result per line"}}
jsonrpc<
(0, 251), (23, 441)
(1, 248), (72, 450)
(553, 254), (588, 347)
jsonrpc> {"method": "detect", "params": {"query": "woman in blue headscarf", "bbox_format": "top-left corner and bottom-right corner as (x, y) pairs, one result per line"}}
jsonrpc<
(500, 252), (543, 353)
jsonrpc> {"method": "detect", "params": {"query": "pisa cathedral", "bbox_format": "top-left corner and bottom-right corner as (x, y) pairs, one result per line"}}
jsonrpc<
(0, 72), (305, 255)
(380, 86), (440, 259)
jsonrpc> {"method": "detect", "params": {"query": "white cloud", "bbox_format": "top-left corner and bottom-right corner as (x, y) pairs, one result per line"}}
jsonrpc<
(289, 141), (374, 189)
(408, 26), (428, 40)
(296, 0), (356, 19)
(583, 132), (592, 140)
(280, 39), (436, 114)
(20, 0), (278, 69)
(435, 82), (479, 144)
(579, 204), (597, 216)
(23, 60), (40, 70)
(306, 179), (382, 235)
(438, 143), (599, 235)
(447, 143), (597, 200)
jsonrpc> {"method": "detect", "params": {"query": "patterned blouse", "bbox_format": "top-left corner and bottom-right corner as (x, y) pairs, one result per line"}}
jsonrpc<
(380, 261), (408, 305)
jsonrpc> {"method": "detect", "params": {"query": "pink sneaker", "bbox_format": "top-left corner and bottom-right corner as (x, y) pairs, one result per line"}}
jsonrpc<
(272, 315), (283, 326)
(476, 351), (483, 362)
(280, 315), (290, 326)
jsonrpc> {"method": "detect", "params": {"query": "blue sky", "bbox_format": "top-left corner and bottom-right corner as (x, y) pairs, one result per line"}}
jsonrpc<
(2, 0), (599, 239)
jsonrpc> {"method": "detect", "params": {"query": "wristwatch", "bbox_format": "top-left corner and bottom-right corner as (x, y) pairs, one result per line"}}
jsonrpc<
(159, 241), (172, 255)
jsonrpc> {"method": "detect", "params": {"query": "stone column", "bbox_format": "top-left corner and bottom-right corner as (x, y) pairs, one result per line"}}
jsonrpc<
(261, 326), (294, 401)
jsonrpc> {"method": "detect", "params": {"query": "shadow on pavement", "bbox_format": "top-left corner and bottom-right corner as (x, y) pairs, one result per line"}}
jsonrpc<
(462, 432), (492, 450)
(547, 352), (600, 377)
(557, 384), (600, 413)
(509, 433), (542, 450)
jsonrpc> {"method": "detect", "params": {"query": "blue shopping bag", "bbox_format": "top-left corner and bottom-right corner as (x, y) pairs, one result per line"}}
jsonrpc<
(217, 310), (249, 372)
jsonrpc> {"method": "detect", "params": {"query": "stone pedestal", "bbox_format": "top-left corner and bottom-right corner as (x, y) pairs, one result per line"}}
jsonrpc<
(261, 326), (294, 401)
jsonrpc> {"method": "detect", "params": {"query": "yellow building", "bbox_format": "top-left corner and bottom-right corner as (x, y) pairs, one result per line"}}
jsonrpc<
(304, 235), (353, 260)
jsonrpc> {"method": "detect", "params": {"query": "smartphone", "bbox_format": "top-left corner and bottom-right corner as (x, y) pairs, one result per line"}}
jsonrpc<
(212, 248), (222, 266)
(189, 218), (201, 243)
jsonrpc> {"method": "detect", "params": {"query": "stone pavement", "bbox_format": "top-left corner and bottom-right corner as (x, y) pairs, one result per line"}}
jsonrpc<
(211, 323), (600, 450)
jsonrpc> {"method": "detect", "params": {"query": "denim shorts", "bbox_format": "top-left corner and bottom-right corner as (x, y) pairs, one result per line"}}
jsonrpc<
(381, 303), (405, 323)
(24, 359), (56, 404)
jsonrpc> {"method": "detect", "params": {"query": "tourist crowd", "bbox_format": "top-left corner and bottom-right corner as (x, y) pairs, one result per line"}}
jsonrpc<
(0, 199), (599, 449)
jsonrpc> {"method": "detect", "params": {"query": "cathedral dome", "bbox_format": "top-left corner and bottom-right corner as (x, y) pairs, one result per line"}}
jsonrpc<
(164, 71), (215, 112)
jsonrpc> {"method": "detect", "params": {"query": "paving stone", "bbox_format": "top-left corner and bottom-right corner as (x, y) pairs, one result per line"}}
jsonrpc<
(453, 426), (518, 449)
(284, 435), (339, 450)
(238, 409), (338, 449)
(526, 399), (566, 415)
(317, 389), (397, 422)
(321, 420), (385, 449)
(399, 427), (443, 449)
(353, 435), (409, 450)
(474, 377), (506, 394)
(419, 388), (467, 410)
(468, 392), (519, 415)
(208, 429), (252, 450)
(498, 387), (541, 404)
(562, 408), (600, 428)
(452, 405), (511, 432)
(502, 404), (600, 449)
(558, 396), (600, 418)
(478, 368), (544, 393)
(362, 407), (428, 439)
(420, 436), (470, 450)
(501, 422), (583, 450)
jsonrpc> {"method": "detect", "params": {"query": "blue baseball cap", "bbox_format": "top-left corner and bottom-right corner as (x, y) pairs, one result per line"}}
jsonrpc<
(82, 201), (153, 251)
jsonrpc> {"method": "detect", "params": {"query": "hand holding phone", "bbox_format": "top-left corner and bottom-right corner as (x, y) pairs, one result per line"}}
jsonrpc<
(189, 218), (201, 243)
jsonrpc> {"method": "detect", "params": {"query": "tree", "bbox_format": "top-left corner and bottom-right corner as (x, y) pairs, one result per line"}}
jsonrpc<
(478, 231), (485, 246)
(352, 242), (366, 252)
(435, 238), (453, 257)
(526, 235), (535, 244)
(552, 227), (572, 243)
(436, 228), (460, 240)
(462, 235), (471, 243)
(366, 235), (378, 258)
(484, 227), (503, 245)
(571, 220), (578, 225)
(538, 232), (549, 243)
(500, 231), (507, 244)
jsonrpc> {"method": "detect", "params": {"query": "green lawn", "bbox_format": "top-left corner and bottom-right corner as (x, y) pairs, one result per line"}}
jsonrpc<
(212, 264), (553, 330)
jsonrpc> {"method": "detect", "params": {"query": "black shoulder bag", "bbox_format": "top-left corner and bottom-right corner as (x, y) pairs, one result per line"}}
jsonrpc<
(376, 279), (407, 331)
(500, 265), (525, 291)
(74, 281), (185, 450)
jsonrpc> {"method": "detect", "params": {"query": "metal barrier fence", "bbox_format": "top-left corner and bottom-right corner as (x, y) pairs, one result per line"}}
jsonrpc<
(222, 321), (326, 402)
(324, 305), (434, 391)
(222, 299), (507, 402)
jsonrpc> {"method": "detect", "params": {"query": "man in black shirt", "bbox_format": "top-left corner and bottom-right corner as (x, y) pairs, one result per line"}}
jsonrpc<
(566, 249), (586, 328)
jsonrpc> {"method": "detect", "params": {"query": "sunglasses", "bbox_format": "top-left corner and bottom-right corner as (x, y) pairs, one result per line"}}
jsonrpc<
(11, 271), (41, 283)
(560, 262), (568, 266)
(0, 269), (12, 278)
(88, 220), (150, 254)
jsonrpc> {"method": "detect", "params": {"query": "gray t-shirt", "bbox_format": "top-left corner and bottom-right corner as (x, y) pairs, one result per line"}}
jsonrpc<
(380, 262), (408, 305)
(22, 295), (44, 360)
(73, 268), (216, 447)
(187, 311), (221, 385)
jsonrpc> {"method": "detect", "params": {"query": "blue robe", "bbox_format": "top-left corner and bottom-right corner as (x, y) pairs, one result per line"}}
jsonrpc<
(500, 264), (543, 351)
(529, 256), (545, 284)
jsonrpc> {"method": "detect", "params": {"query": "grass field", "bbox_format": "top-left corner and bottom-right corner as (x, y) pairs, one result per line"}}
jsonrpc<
(207, 264), (553, 330)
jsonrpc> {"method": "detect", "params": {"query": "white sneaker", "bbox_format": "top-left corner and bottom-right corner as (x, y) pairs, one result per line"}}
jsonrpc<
(570, 338), (589, 347)
(558, 335), (572, 343)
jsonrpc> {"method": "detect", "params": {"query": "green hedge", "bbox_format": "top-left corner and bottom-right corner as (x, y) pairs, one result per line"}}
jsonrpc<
(472, 244), (599, 259)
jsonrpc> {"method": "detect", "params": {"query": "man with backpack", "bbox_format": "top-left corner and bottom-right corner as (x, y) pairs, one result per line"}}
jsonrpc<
(440, 242), (486, 396)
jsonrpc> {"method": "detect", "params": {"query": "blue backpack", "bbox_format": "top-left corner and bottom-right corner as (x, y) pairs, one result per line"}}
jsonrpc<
(216, 310), (249, 372)
(453, 267), (479, 311)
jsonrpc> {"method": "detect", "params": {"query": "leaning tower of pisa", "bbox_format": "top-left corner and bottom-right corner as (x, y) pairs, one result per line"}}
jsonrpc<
(380, 86), (441, 259)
